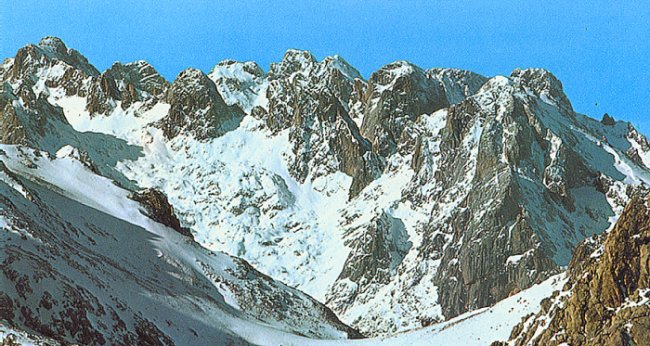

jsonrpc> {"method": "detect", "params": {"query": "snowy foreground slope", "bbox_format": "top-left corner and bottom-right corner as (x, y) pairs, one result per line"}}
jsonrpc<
(1, 36), (650, 344)
(0, 145), (359, 344)
(303, 274), (567, 346)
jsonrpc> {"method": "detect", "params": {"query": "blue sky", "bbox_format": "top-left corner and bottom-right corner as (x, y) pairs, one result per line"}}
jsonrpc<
(2, 1), (649, 133)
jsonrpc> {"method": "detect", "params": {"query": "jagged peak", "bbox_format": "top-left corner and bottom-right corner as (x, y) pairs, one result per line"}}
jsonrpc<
(319, 54), (363, 81)
(210, 59), (266, 79)
(367, 60), (428, 90)
(281, 48), (317, 64)
(165, 68), (218, 102)
(109, 59), (152, 70)
(379, 60), (424, 75)
(268, 49), (318, 80)
(174, 67), (209, 82)
(511, 67), (556, 78)
(95, 59), (169, 105)
(427, 67), (483, 77)
(510, 67), (563, 89)
(105, 59), (166, 80)
(38, 36), (68, 53)
(131, 59), (151, 67)
(601, 112), (616, 126)
(510, 67), (573, 112)
(11, 36), (100, 78)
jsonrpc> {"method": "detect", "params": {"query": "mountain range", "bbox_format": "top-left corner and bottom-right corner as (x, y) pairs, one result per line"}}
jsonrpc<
(1, 36), (649, 345)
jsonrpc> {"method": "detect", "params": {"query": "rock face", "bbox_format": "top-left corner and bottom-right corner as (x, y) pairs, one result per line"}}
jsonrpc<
(87, 60), (169, 114)
(506, 194), (650, 346)
(250, 50), (378, 195)
(360, 61), (448, 157)
(157, 68), (244, 139)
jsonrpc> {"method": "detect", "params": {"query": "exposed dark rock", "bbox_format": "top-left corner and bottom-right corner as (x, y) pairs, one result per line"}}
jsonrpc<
(327, 211), (411, 314)
(105, 61), (169, 102)
(601, 112), (616, 126)
(338, 212), (411, 286)
(8, 37), (99, 82)
(86, 73), (121, 114)
(1, 333), (21, 346)
(626, 124), (650, 167)
(2, 37), (98, 100)
(134, 318), (174, 346)
(130, 188), (193, 239)
(267, 49), (317, 81)
(157, 68), (244, 140)
(360, 61), (448, 157)
(424, 78), (606, 320)
(255, 50), (378, 198)
(510, 68), (574, 115)
(86, 60), (170, 114)
(0, 293), (14, 323)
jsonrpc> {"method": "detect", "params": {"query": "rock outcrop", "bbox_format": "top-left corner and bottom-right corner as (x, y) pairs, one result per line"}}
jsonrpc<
(360, 61), (448, 158)
(157, 68), (244, 139)
(87, 60), (169, 114)
(601, 112), (616, 126)
(130, 188), (193, 238)
(506, 194), (650, 345)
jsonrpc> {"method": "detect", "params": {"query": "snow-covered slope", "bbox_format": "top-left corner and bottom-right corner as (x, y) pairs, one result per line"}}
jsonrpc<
(0, 145), (359, 344)
(308, 274), (567, 346)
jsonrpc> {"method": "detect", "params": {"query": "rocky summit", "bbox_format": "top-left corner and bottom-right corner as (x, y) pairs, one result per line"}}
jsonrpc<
(1, 37), (649, 345)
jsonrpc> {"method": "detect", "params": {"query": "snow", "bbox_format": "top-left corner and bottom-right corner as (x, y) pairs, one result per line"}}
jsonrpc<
(114, 115), (354, 301)
(0, 143), (355, 343)
(14, 47), (649, 342)
(373, 61), (416, 94)
(216, 282), (241, 310)
(506, 249), (534, 266)
(319, 55), (363, 81)
(51, 91), (170, 145)
(208, 61), (268, 112)
(0, 322), (47, 346)
(306, 274), (567, 346)
(602, 143), (650, 185)
(0, 168), (29, 199)
(628, 135), (650, 169)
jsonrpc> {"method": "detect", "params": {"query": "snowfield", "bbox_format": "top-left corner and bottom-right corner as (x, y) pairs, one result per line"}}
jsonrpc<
(311, 274), (567, 346)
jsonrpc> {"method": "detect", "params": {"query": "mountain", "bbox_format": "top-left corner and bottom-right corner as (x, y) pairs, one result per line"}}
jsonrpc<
(1, 36), (649, 343)
(0, 38), (359, 345)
